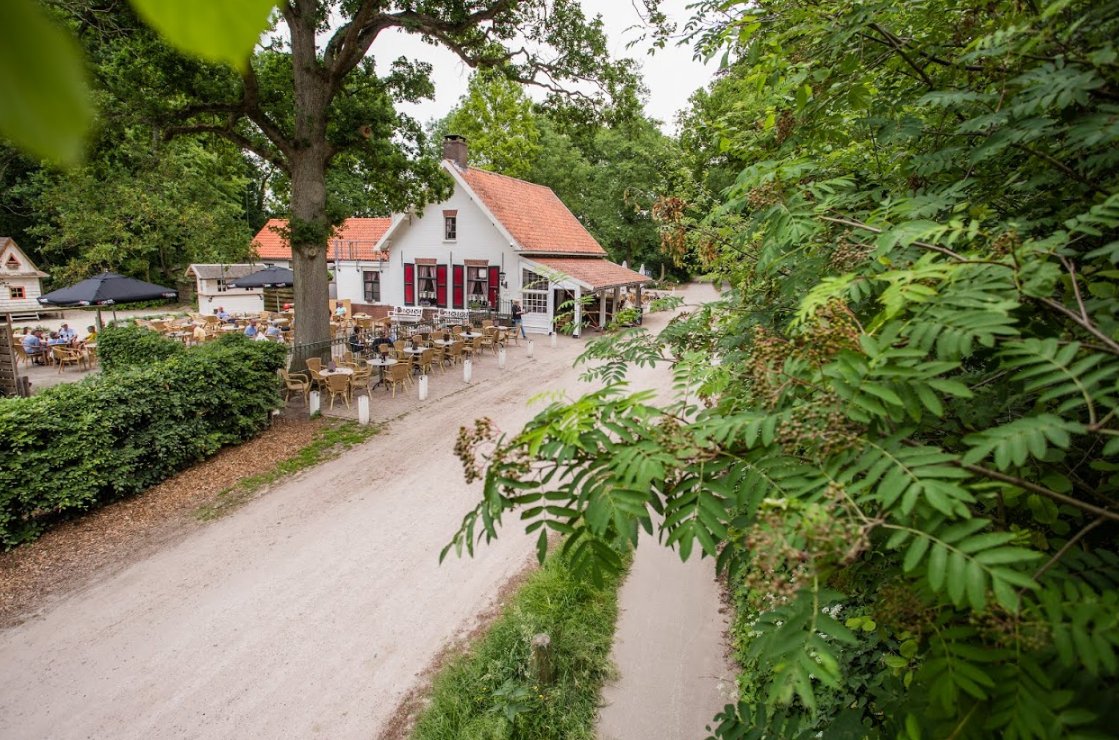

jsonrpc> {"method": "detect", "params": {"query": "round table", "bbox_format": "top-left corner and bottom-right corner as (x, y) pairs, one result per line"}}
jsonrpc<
(366, 357), (397, 389)
(461, 332), (483, 339)
(320, 367), (354, 377)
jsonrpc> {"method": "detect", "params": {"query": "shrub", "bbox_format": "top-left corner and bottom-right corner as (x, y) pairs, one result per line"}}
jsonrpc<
(412, 552), (624, 740)
(0, 335), (286, 546)
(97, 324), (183, 372)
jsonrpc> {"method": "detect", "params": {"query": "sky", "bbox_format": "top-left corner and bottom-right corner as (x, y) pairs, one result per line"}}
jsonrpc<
(371, 0), (719, 134)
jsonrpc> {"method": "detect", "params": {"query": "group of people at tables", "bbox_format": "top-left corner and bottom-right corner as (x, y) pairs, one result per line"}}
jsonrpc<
(210, 306), (287, 343)
(19, 323), (97, 366)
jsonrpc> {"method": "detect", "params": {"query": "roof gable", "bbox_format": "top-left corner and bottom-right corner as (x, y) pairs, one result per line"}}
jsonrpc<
(251, 218), (391, 261)
(0, 237), (48, 278)
(454, 166), (606, 256)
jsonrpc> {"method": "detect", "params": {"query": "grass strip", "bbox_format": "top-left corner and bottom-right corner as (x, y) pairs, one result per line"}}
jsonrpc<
(411, 551), (627, 740)
(195, 420), (377, 521)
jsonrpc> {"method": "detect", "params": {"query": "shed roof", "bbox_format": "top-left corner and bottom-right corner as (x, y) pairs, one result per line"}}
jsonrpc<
(186, 264), (259, 280)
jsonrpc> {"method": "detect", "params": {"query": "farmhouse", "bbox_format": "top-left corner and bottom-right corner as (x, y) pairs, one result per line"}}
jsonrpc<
(0, 238), (49, 319)
(249, 136), (649, 334)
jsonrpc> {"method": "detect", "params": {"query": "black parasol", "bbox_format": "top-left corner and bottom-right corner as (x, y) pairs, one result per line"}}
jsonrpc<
(229, 265), (294, 289)
(38, 271), (178, 307)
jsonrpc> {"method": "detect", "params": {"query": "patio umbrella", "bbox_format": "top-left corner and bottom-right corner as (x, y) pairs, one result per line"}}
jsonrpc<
(229, 265), (294, 289)
(38, 271), (178, 328)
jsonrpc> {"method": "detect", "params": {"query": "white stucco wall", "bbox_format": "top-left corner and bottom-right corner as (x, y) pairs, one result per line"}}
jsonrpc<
(379, 183), (520, 309)
(196, 290), (263, 316)
(334, 262), (389, 305)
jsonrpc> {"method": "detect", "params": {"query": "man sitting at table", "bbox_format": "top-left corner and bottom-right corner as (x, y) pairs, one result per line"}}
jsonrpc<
(265, 320), (283, 341)
(58, 323), (77, 342)
(243, 320), (259, 338)
(47, 331), (69, 347)
(215, 306), (233, 323)
(22, 330), (45, 364)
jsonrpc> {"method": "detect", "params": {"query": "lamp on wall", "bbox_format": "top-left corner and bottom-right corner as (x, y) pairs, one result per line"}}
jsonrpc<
(498, 270), (508, 289)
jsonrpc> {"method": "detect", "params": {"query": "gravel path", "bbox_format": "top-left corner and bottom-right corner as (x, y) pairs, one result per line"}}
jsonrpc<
(0, 288), (711, 739)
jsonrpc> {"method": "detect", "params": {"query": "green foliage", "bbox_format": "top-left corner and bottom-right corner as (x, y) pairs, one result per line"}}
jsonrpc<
(95, 325), (184, 373)
(412, 552), (624, 740)
(450, 0), (1119, 737)
(0, 334), (286, 547)
(0, 0), (92, 165)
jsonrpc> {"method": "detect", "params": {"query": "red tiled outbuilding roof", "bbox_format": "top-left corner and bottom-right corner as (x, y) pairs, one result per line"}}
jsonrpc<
(459, 168), (606, 256)
(528, 257), (650, 291)
(251, 218), (391, 261)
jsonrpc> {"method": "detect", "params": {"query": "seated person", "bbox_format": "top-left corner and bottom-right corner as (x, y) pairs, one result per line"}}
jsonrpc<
(215, 306), (233, 323)
(57, 323), (77, 342)
(22, 330), (45, 364)
(192, 324), (207, 343)
(348, 331), (365, 354)
(334, 304), (348, 319)
(80, 325), (97, 345)
(47, 331), (69, 347)
(253, 328), (269, 341)
(264, 321), (283, 340)
(243, 320), (259, 338)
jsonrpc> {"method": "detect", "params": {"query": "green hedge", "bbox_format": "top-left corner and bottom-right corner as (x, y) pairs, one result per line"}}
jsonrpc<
(0, 334), (286, 546)
(97, 324), (184, 372)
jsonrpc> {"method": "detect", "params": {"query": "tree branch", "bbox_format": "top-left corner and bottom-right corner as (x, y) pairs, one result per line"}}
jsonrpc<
(163, 124), (290, 175)
(961, 462), (1119, 522)
(1032, 516), (1107, 581)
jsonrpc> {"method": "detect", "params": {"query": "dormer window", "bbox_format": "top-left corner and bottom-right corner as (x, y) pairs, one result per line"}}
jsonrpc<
(5, 256), (19, 270)
(443, 209), (457, 241)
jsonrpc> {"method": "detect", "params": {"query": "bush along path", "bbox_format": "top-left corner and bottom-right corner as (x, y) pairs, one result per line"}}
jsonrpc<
(406, 551), (626, 740)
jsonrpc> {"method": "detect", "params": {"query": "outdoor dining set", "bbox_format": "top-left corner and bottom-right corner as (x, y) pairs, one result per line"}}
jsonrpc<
(281, 321), (518, 410)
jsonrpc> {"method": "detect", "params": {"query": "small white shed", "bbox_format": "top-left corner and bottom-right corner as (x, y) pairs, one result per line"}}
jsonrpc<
(186, 264), (265, 315)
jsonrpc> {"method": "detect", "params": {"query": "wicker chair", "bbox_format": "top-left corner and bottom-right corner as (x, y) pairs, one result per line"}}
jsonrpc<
(53, 345), (83, 373)
(385, 361), (412, 398)
(325, 372), (351, 409)
(350, 366), (373, 396)
(281, 369), (310, 405)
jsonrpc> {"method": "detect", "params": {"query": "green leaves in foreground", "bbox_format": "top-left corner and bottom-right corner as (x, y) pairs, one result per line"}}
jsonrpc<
(0, 0), (92, 165)
(129, 0), (277, 71)
(0, 0), (275, 165)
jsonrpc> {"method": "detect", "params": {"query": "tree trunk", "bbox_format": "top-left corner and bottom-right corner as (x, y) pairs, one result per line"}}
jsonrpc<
(289, 149), (332, 369)
(287, 1), (333, 370)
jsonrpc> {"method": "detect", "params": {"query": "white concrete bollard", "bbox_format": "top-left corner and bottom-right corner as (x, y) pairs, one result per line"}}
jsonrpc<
(357, 394), (370, 425)
(527, 339), (535, 359)
(463, 358), (473, 383)
(498, 347), (507, 369)
(418, 374), (429, 400)
(550, 332), (557, 348)
(309, 391), (320, 416)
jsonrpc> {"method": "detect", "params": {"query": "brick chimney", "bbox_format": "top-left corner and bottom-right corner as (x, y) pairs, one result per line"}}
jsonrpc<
(443, 134), (468, 170)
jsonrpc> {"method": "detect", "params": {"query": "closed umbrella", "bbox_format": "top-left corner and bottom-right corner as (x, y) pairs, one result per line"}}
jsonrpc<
(38, 271), (178, 328)
(229, 266), (294, 289)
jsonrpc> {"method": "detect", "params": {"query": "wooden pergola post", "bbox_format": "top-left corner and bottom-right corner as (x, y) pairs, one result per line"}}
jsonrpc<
(599, 291), (608, 331)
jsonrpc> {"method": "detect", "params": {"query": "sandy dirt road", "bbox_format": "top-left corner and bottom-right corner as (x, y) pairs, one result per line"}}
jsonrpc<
(0, 285), (715, 739)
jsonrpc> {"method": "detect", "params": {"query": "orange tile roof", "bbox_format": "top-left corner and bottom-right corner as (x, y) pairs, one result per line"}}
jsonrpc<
(529, 257), (651, 291)
(459, 168), (606, 255)
(251, 218), (391, 261)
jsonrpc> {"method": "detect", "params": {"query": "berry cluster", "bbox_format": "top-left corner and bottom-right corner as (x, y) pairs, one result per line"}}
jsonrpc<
(455, 417), (498, 484)
(829, 238), (872, 272)
(746, 181), (782, 210)
(777, 396), (862, 459)
(739, 486), (868, 610)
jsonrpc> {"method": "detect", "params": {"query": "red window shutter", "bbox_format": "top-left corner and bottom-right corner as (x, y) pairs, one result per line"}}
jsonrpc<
(403, 263), (415, 305)
(488, 266), (500, 309)
(436, 264), (448, 307)
(452, 264), (464, 309)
